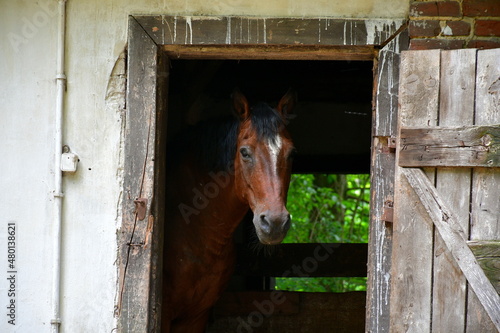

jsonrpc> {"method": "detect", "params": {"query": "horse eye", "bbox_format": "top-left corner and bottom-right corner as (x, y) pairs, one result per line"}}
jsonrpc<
(240, 147), (251, 159)
(288, 148), (297, 160)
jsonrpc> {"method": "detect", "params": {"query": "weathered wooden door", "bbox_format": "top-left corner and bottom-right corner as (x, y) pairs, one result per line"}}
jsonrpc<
(391, 48), (500, 332)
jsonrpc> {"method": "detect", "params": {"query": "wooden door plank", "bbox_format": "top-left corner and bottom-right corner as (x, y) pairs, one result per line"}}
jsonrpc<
(402, 167), (500, 332)
(391, 49), (440, 333)
(432, 48), (476, 333)
(398, 125), (500, 167)
(468, 48), (500, 333)
(366, 29), (408, 333)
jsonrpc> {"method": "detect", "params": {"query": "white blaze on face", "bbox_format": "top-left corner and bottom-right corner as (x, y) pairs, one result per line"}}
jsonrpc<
(267, 134), (282, 173)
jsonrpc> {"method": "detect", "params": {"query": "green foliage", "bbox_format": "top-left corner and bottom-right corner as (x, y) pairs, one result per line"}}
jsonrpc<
(275, 174), (370, 293)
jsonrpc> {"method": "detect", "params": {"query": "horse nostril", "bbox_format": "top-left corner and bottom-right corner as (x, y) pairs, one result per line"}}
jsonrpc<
(260, 214), (271, 233)
(282, 214), (291, 232)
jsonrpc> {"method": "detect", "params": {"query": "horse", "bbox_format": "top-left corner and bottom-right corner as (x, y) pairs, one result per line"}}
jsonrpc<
(162, 89), (296, 332)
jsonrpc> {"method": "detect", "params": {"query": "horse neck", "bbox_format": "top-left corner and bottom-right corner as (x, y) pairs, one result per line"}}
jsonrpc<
(176, 167), (248, 254)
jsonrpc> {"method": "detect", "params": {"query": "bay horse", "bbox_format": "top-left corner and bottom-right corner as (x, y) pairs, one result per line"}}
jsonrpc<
(162, 89), (296, 332)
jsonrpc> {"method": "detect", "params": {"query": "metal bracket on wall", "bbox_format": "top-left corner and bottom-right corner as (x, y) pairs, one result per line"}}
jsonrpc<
(378, 136), (397, 154)
(134, 198), (148, 221)
(382, 200), (394, 223)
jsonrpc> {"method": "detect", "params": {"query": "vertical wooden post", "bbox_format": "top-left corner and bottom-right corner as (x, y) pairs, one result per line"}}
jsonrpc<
(118, 17), (162, 333)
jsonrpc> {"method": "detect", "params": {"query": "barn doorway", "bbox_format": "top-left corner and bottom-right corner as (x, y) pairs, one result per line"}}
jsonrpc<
(165, 59), (372, 332)
(120, 15), (407, 333)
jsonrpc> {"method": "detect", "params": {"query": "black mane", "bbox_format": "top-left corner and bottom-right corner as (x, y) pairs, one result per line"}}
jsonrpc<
(167, 103), (286, 173)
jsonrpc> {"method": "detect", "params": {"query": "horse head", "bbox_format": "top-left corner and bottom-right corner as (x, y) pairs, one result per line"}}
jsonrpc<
(232, 89), (296, 245)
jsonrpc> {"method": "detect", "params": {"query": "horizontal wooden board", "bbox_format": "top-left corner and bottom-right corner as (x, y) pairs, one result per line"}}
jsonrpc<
(235, 243), (367, 277)
(213, 291), (300, 316)
(468, 241), (500, 294)
(136, 16), (404, 47)
(162, 44), (375, 60)
(398, 125), (500, 167)
(210, 291), (366, 333)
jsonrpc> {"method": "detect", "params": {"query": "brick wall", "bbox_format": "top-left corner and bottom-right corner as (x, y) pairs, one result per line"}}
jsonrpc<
(409, 0), (500, 49)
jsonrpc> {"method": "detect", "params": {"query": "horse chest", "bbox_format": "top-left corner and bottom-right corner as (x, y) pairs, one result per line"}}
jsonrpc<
(166, 243), (236, 316)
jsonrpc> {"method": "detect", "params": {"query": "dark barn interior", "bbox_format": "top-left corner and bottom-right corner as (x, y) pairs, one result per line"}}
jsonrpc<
(165, 59), (373, 332)
(167, 59), (373, 174)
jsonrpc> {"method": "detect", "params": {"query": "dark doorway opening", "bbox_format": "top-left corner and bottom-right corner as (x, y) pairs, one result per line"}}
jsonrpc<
(166, 59), (372, 332)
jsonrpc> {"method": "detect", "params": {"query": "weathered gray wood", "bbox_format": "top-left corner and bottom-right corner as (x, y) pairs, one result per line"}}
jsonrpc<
(468, 241), (500, 294)
(118, 17), (160, 333)
(468, 48), (500, 333)
(147, 51), (169, 332)
(391, 49), (440, 333)
(366, 28), (408, 333)
(432, 49), (476, 333)
(365, 136), (395, 333)
(398, 125), (500, 167)
(135, 16), (405, 47)
(402, 168), (500, 332)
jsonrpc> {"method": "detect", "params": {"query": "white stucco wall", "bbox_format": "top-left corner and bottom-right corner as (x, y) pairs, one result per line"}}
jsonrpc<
(1, 0), (408, 332)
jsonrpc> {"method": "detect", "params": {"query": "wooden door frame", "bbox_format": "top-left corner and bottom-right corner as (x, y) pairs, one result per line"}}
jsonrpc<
(118, 14), (408, 332)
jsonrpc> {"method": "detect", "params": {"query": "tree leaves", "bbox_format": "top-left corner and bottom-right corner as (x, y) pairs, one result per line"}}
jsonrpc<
(276, 174), (370, 292)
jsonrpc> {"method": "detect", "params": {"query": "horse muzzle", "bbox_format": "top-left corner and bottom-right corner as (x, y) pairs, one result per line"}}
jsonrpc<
(253, 209), (291, 245)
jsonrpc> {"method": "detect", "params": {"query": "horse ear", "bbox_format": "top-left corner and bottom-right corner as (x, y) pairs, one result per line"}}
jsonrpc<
(232, 88), (250, 119)
(276, 88), (297, 117)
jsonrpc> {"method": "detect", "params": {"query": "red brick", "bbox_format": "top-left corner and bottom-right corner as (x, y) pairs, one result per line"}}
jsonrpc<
(409, 20), (472, 38)
(444, 21), (472, 36)
(463, 0), (500, 17)
(410, 38), (465, 50)
(467, 39), (500, 49)
(409, 20), (442, 37)
(410, 1), (461, 17)
(475, 20), (500, 36)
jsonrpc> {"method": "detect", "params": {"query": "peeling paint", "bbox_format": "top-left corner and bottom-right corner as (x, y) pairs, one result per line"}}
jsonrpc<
(365, 19), (401, 45)
(173, 16), (177, 43)
(263, 18), (267, 44)
(318, 19), (321, 43)
(185, 16), (193, 44)
(441, 21), (453, 36)
(226, 16), (231, 44)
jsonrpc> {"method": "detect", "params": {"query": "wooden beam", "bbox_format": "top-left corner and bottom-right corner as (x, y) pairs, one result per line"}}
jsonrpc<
(213, 291), (300, 316)
(211, 291), (367, 332)
(398, 125), (500, 167)
(136, 16), (405, 47)
(468, 241), (500, 294)
(162, 44), (375, 61)
(402, 167), (500, 331)
(235, 243), (367, 277)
